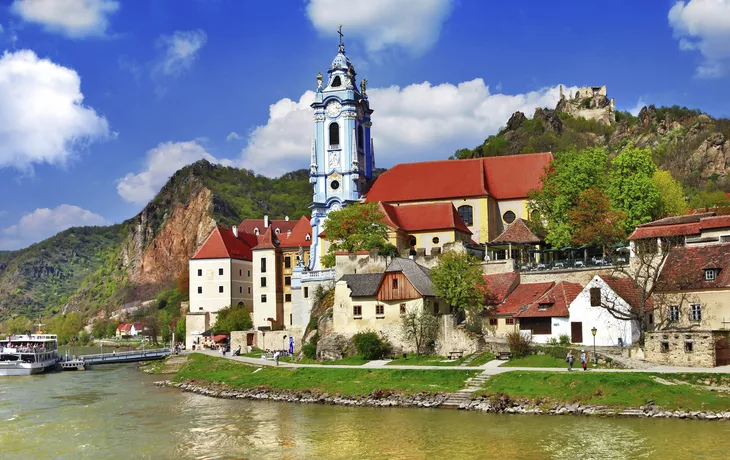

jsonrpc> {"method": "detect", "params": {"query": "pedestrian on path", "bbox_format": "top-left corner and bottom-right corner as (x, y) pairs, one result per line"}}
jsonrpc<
(274, 350), (280, 366)
(580, 350), (587, 371)
(566, 350), (574, 371)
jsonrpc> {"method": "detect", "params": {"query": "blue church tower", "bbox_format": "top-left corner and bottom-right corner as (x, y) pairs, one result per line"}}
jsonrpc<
(308, 31), (374, 271)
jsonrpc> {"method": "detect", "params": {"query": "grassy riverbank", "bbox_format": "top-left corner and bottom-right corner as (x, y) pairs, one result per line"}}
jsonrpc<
(385, 352), (495, 367)
(174, 354), (471, 396)
(479, 372), (730, 411)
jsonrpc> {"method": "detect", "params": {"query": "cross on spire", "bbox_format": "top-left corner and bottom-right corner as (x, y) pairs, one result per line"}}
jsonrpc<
(337, 25), (344, 44)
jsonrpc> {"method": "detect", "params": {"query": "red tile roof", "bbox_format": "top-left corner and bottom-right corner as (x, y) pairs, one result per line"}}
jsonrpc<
(598, 276), (653, 311)
(514, 281), (582, 318)
(253, 227), (279, 250)
(627, 212), (730, 240)
(278, 216), (313, 248)
(639, 213), (714, 227)
(655, 244), (730, 291)
(491, 281), (554, 315)
(192, 227), (255, 260)
(238, 218), (298, 236)
(365, 153), (553, 203)
(699, 215), (730, 230)
(481, 272), (520, 305)
(380, 202), (472, 234)
(491, 219), (541, 244)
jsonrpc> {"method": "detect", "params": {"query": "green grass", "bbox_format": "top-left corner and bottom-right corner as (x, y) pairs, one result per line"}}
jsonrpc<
(242, 351), (369, 366)
(175, 354), (471, 396)
(468, 352), (496, 366)
(479, 372), (730, 411)
(386, 352), (495, 367)
(500, 354), (570, 368)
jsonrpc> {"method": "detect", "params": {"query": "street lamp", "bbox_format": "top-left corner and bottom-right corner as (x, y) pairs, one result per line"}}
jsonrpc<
(591, 327), (598, 367)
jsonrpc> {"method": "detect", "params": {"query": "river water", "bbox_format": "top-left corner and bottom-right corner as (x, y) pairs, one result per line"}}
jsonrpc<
(1, 361), (729, 459)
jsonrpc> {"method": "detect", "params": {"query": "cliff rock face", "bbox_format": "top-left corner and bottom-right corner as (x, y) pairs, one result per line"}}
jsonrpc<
(690, 133), (728, 180)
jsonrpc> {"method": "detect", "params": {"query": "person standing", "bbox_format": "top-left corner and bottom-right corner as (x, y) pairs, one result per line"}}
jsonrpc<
(566, 350), (574, 371)
(580, 350), (588, 371)
(274, 350), (280, 366)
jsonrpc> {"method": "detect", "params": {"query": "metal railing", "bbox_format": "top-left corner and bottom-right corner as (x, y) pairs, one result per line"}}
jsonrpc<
(518, 258), (628, 272)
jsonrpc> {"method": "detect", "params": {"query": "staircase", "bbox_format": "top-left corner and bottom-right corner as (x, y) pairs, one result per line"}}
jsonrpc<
(441, 370), (491, 409)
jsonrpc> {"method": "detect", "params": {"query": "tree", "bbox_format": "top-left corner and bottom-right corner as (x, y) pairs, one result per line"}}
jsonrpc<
(430, 251), (486, 328)
(106, 320), (120, 339)
(400, 303), (440, 356)
(174, 317), (186, 342)
(567, 187), (626, 254)
(528, 147), (609, 247)
(320, 202), (395, 268)
(214, 304), (253, 334)
(689, 189), (730, 211)
(652, 170), (687, 217)
(607, 146), (661, 232)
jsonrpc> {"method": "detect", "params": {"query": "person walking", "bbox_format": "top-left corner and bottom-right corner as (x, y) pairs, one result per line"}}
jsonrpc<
(274, 350), (280, 366)
(580, 350), (588, 371)
(566, 350), (574, 371)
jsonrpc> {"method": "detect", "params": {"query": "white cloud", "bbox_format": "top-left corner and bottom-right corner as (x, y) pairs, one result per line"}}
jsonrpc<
(1, 204), (108, 250)
(628, 98), (647, 116)
(306, 0), (453, 56)
(11, 0), (119, 38)
(0, 50), (110, 172)
(669, 0), (730, 78)
(0, 24), (4, 34)
(117, 140), (219, 205)
(238, 79), (570, 177)
(153, 29), (207, 78)
(226, 131), (241, 142)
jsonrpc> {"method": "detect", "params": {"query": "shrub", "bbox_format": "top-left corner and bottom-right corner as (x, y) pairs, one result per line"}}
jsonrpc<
(558, 334), (571, 346)
(542, 345), (569, 360)
(352, 331), (389, 360)
(302, 332), (319, 360)
(506, 331), (531, 358)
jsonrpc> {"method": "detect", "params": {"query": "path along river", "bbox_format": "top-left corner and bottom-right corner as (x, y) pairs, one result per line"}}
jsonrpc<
(1, 361), (730, 459)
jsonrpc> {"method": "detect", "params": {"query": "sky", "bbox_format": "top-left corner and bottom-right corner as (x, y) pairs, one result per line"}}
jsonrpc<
(1, 0), (730, 250)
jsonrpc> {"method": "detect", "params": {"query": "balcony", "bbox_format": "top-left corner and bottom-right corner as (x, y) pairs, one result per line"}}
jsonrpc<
(301, 269), (336, 282)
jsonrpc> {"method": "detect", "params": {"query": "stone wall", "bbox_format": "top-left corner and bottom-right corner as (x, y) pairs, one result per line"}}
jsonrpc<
(481, 260), (514, 275)
(435, 314), (482, 355)
(644, 330), (724, 367)
(520, 267), (613, 285)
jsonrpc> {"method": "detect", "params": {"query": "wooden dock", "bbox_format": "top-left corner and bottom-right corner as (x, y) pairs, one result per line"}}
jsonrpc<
(59, 348), (171, 371)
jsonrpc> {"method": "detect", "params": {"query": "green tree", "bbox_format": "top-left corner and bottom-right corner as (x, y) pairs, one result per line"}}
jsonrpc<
(652, 170), (687, 217)
(214, 304), (253, 334)
(689, 190), (730, 211)
(430, 251), (486, 326)
(174, 317), (186, 342)
(400, 303), (440, 356)
(528, 147), (609, 247)
(91, 319), (108, 339)
(607, 146), (661, 231)
(320, 202), (395, 268)
(567, 188), (626, 254)
(1, 316), (33, 335)
(106, 320), (120, 339)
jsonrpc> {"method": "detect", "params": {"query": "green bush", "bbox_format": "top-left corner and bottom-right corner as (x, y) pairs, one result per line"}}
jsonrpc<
(352, 331), (389, 360)
(541, 345), (569, 360)
(558, 334), (571, 346)
(506, 331), (531, 358)
(302, 332), (319, 359)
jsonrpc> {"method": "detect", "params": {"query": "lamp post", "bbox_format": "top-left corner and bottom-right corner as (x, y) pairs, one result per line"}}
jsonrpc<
(591, 327), (598, 367)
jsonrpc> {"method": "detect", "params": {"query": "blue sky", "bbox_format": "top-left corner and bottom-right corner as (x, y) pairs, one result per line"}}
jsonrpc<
(1, 0), (729, 250)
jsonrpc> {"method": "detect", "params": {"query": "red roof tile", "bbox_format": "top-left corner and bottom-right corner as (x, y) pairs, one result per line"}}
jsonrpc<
(628, 213), (730, 240)
(656, 244), (730, 291)
(192, 227), (254, 260)
(238, 218), (298, 236)
(253, 227), (279, 250)
(628, 222), (701, 240)
(380, 202), (472, 234)
(491, 281), (554, 315)
(278, 216), (313, 248)
(598, 276), (653, 311)
(514, 281), (582, 318)
(491, 218), (541, 244)
(699, 215), (730, 230)
(481, 272), (520, 304)
(365, 153), (553, 203)
(639, 213), (714, 228)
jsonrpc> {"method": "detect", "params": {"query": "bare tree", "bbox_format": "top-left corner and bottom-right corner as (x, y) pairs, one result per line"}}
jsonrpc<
(400, 300), (440, 356)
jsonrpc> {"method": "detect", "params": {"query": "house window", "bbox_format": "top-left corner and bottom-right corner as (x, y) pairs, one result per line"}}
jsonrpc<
(648, 314), (654, 325)
(285, 257), (291, 269)
(247, 270), (251, 277)
(392, 278), (398, 289)
(285, 294), (292, 302)
(248, 287), (251, 294)
(590, 287), (601, 307)
(669, 305), (680, 322)
(261, 294), (267, 303)
(304, 287), (309, 298)
(353, 305), (362, 317)
(376, 305), (384, 316)
(219, 268), (224, 276)
(433, 302), (440, 314)
(685, 341), (694, 353)
(197, 286), (202, 294)
(489, 318), (498, 326)
(704, 269), (717, 281)
(432, 237), (440, 244)
(197, 269), (202, 276)
(260, 277), (267, 288)
(239, 269), (242, 276)
(661, 342), (669, 353)
(218, 286), (224, 293)
(400, 303), (406, 314)
(285, 276), (291, 286)
(506, 318), (515, 325)
(239, 287), (242, 294)
(329, 122), (340, 146)
(690, 304), (702, 322)
(457, 205), (473, 226)
(261, 258), (267, 273)
(503, 210), (516, 224)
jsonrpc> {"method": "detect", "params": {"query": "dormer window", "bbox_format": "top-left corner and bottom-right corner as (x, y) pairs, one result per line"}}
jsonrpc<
(332, 76), (342, 87)
(538, 303), (552, 312)
(704, 269), (718, 281)
(254, 228), (260, 236)
(305, 234), (311, 241)
(275, 228), (280, 235)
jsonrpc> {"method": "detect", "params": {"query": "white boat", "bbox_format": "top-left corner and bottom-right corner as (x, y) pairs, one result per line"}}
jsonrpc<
(0, 334), (59, 376)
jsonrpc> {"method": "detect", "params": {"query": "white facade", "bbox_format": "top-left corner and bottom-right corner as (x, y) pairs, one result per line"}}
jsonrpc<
(188, 258), (253, 318)
(252, 248), (281, 329)
(526, 317), (571, 344)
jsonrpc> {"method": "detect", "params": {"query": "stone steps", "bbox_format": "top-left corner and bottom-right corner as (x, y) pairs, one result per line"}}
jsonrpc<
(442, 371), (491, 408)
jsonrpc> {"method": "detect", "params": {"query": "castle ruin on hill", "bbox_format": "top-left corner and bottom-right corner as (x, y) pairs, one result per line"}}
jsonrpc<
(556, 85), (616, 125)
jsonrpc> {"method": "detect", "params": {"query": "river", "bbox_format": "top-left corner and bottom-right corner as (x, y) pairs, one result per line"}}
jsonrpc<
(1, 361), (729, 459)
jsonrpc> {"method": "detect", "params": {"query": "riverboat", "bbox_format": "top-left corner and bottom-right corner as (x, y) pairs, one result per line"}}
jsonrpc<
(0, 334), (60, 376)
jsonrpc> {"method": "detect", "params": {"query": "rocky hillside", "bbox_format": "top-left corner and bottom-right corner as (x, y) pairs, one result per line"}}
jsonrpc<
(456, 104), (730, 193)
(0, 161), (312, 320)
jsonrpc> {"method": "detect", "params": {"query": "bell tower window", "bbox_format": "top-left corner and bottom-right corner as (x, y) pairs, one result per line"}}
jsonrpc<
(358, 125), (364, 150)
(332, 76), (342, 87)
(329, 122), (340, 147)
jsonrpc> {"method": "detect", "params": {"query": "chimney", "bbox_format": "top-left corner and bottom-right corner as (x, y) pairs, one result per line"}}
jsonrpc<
(264, 215), (269, 228)
(232, 226), (238, 238)
(285, 215), (289, 221)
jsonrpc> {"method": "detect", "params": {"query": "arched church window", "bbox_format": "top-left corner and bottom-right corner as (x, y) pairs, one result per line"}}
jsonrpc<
(329, 122), (340, 146)
(332, 76), (342, 87)
(503, 210), (516, 224)
(358, 125), (364, 150)
(457, 205), (474, 226)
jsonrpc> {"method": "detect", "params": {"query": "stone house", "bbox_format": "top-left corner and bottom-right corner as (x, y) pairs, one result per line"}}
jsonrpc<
(481, 273), (554, 337)
(379, 202), (473, 254)
(511, 281), (583, 344)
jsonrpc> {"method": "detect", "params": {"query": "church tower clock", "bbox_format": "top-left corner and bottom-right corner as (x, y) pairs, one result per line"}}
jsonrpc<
(308, 27), (374, 270)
